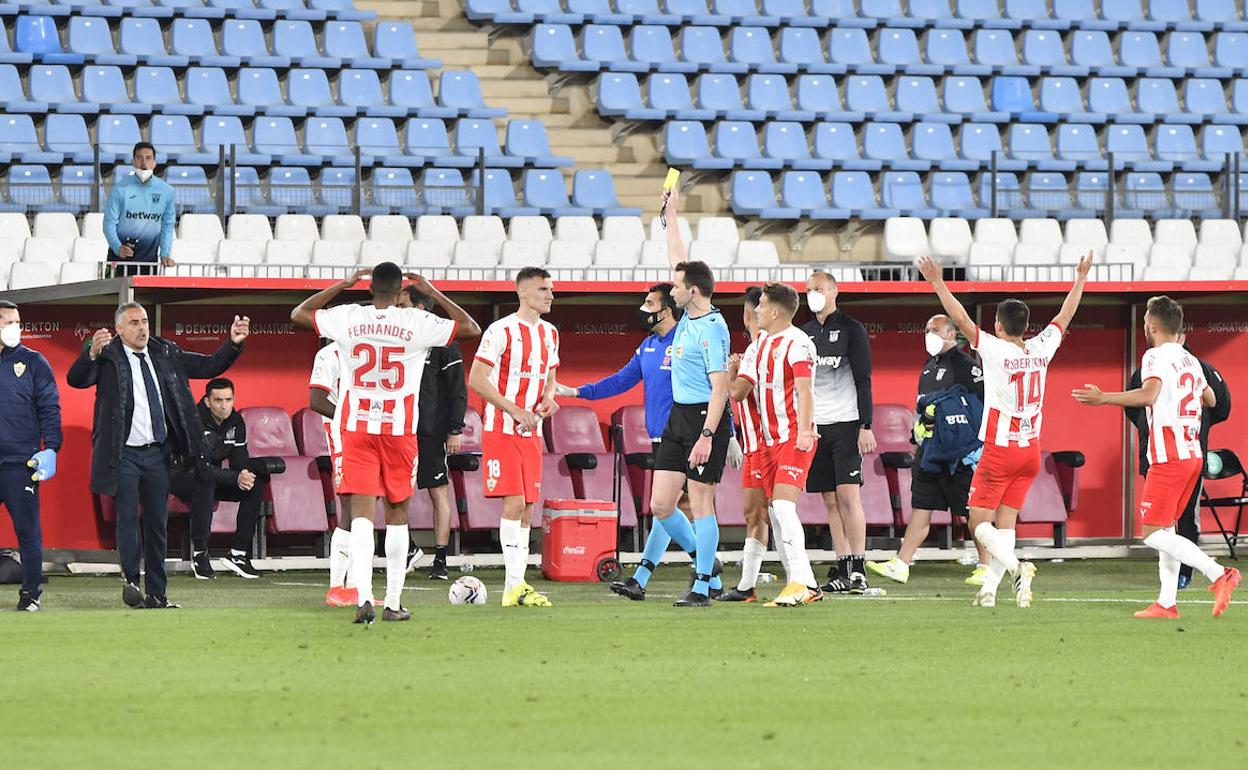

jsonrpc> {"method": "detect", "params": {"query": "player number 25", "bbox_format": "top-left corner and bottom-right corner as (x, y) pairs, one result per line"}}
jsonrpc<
(352, 344), (405, 392)
(1009, 370), (1043, 411)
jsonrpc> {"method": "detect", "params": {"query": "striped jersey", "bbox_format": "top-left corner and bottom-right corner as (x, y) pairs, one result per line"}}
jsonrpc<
(972, 322), (1064, 448)
(308, 342), (342, 422)
(738, 325), (817, 446)
(1142, 342), (1205, 464)
(732, 338), (764, 454)
(313, 304), (457, 436)
(475, 313), (561, 436)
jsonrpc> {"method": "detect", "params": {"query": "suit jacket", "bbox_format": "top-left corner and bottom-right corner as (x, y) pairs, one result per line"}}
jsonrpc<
(67, 335), (242, 495)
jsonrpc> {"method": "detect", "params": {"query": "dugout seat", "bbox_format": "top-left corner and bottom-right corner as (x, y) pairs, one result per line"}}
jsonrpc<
(611, 404), (654, 535)
(450, 408), (505, 531)
(1200, 449), (1246, 559)
(240, 406), (329, 537)
(1016, 450), (1083, 547)
(292, 405), (341, 530)
(544, 406), (636, 528)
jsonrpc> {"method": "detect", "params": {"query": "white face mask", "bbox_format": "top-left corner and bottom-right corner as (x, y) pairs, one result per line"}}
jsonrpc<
(806, 291), (826, 314)
(1, 323), (21, 349)
(135, 168), (154, 183)
(924, 332), (946, 357)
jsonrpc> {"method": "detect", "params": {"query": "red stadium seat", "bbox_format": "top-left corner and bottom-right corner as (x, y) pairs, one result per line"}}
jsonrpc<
(291, 407), (341, 527)
(714, 464), (747, 526)
(862, 454), (898, 534)
(875, 403), (955, 533)
(451, 408), (504, 531)
(544, 406), (636, 527)
(1017, 451), (1082, 547)
(239, 407), (329, 535)
(611, 405), (653, 518)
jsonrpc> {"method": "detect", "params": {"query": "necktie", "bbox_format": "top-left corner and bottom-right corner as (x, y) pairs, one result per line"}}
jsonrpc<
(134, 352), (168, 445)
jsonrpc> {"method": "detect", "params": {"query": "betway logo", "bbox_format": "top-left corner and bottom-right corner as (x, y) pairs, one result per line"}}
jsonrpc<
(124, 211), (163, 221)
(815, 355), (842, 368)
(561, 545), (586, 556)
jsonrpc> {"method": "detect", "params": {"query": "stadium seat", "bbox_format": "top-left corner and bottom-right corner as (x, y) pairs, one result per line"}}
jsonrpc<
(828, 27), (882, 73)
(1065, 219), (1109, 254)
(865, 123), (924, 169)
(455, 119), (517, 167)
(573, 170), (637, 216)
(928, 217), (973, 263)
(239, 407), (329, 535)
(30, 65), (96, 114)
(421, 168), (475, 217)
(1202, 125), (1245, 161)
(897, 77), (952, 123)
(595, 73), (660, 120)
(171, 19), (239, 68)
(1072, 171), (1109, 212)
(943, 76), (1005, 122)
(1056, 124), (1105, 169)
(1023, 30), (1082, 76)
(15, 16), (84, 65)
(748, 74), (811, 120)
(273, 20), (338, 68)
(760, 121), (820, 169)
(735, 239), (779, 266)
(832, 170), (890, 218)
(532, 24), (592, 72)
(289, 69), (352, 117)
(913, 123), (969, 169)
(223, 19), (288, 69)
(781, 171), (840, 219)
(691, 74), (749, 120)
(440, 71), (506, 119)
(1070, 30), (1130, 77)
(882, 171), (937, 217)
(731, 171), (797, 219)
(373, 20), (437, 69)
(7, 166), (54, 210)
(67, 17), (135, 66)
(931, 171), (985, 217)
(813, 122), (876, 170)
(338, 69), (397, 118)
(846, 76), (909, 122)
(883, 216), (928, 261)
(602, 215), (646, 246)
(58, 166), (95, 212)
(629, 24), (686, 73)
(482, 169), (539, 218)
(183, 68), (245, 117)
(505, 120), (571, 168)
(132, 67), (195, 116)
(1154, 219), (1199, 255)
(778, 27), (833, 74)
(389, 70), (455, 118)
(520, 170), (587, 217)
(41, 114), (92, 164)
(9, 262), (57, 290)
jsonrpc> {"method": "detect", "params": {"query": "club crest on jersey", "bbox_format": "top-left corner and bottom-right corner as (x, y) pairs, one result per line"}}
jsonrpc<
(12, 362), (26, 378)
(828, 330), (840, 342)
(151, 193), (161, 204)
(936, 368), (946, 381)
(486, 477), (497, 492)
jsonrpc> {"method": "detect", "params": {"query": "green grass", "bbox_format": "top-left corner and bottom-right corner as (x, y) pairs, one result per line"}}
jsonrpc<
(2, 560), (1244, 769)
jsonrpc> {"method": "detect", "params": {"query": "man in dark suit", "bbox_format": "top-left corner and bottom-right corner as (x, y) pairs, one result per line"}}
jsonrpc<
(67, 303), (248, 608)
(1125, 333), (1231, 588)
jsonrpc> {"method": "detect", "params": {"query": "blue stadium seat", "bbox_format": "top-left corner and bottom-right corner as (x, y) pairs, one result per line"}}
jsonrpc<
(1100, 0), (1152, 28)
(1120, 31), (1183, 78)
(913, 122), (976, 170)
(707, 120), (766, 168)
(1007, 124), (1065, 169)
(151, 115), (215, 164)
(259, 0), (328, 21)
(157, 0), (228, 20)
(781, 171), (841, 218)
(97, 114), (142, 161)
(228, 167), (272, 214)
(1055, 123), (1105, 169)
(354, 117), (404, 163)
(30, 65), (97, 113)
(316, 167), (355, 215)
(533, 24), (597, 72)
(390, 70), (455, 118)
(208, 0), (277, 20)
(135, 66), (201, 115)
(254, 116), (316, 165)
(337, 69), (397, 118)
(0, 115), (58, 164)
(1007, 0), (1068, 29)
(0, 19), (35, 66)
(1070, 30), (1131, 76)
(584, 25), (642, 72)
(0, 65), (45, 113)
(574, 169), (637, 216)
(273, 20), (339, 68)
(730, 27), (794, 74)
(237, 68), (298, 116)
(59, 165), (95, 214)
(305, 117), (353, 165)
(828, 28), (885, 75)
(682, 26), (744, 73)
(1073, 171), (1108, 213)
(796, 75), (863, 122)
(927, 29), (986, 75)
(515, 0), (583, 24)
(763, 122), (821, 170)
(731, 171), (799, 218)
(864, 122), (926, 169)
(1183, 78), (1234, 123)
(1022, 30), (1084, 77)
(991, 76), (1054, 121)
(832, 170), (891, 217)
(292, 68), (355, 117)
(1231, 80), (1248, 123)
(596, 73), (664, 120)
(763, 0), (826, 27)
(268, 167), (315, 213)
(1136, 78), (1188, 124)
(958, 0), (1013, 27)
(404, 118), (466, 166)
(930, 171), (986, 217)
(814, 122), (877, 170)
(1025, 172), (1070, 218)
(1055, 0), (1111, 30)
(712, 0), (780, 26)
(974, 29), (1034, 75)
(1155, 124), (1219, 172)
(120, 18), (187, 68)
(309, 0), (375, 20)
(1039, 77), (1103, 122)
(172, 19), (240, 67)
(747, 74), (810, 120)
(505, 119), (571, 167)
(6, 165), (55, 211)
(943, 75), (1006, 121)
(879, 28), (939, 76)
(1214, 32), (1248, 72)
(692, 73), (746, 120)
(883, 171), (937, 217)
(1120, 172), (1164, 218)
(665, 120), (718, 167)
(166, 166), (215, 214)
(455, 118), (518, 167)
(812, 0), (874, 28)
(660, 0), (726, 26)
(1172, 172), (1220, 218)
(15, 16), (84, 65)
(614, 0), (678, 25)
(82, 65), (146, 115)
(186, 67), (251, 116)
(1087, 77), (1150, 123)
(440, 71), (506, 118)
(1106, 123), (1169, 170)
(960, 122), (1022, 169)
(68, 17), (137, 66)
(845, 75), (911, 121)
(1168, 32), (1224, 77)
(1197, 0), (1248, 31)
(977, 171), (1024, 216)
(223, 19), (290, 69)
(862, 0), (911, 26)
(632, 24), (694, 73)
(896, 76), (954, 122)
(1201, 125), (1245, 161)
(909, 0), (958, 25)
(525, 169), (590, 216)
(324, 21), (388, 68)
(203, 116), (268, 164)
(480, 168), (538, 218)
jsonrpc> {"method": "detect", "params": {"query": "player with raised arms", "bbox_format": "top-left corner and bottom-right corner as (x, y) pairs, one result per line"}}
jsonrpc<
(292, 263), (481, 624)
(916, 252), (1091, 608)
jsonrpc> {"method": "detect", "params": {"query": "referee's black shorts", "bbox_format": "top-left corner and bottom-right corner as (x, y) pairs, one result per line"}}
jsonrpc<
(653, 403), (731, 484)
(415, 433), (450, 490)
(806, 421), (863, 493)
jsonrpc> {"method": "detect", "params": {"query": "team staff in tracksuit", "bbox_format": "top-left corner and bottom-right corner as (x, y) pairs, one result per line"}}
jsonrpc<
(803, 270), (876, 594)
(0, 301), (62, 612)
(103, 142), (177, 273)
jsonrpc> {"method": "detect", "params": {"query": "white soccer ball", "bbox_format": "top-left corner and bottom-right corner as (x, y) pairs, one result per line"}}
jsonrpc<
(448, 575), (487, 605)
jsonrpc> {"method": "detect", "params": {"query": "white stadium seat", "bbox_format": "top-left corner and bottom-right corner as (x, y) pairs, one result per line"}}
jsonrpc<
(1142, 266), (1187, 281)
(1199, 220), (1243, 249)
(695, 216), (739, 244)
(265, 240), (313, 265)
(59, 262), (98, 284)
(170, 240), (218, 264)
(1240, 244), (1248, 266)
(1148, 244), (1193, 270)
(1012, 242), (1059, 266)
(461, 215), (506, 245)
(321, 215), (366, 243)
(648, 215), (692, 243)
(416, 215), (460, 244)
(1234, 266), (1248, 280)
(735, 240), (780, 267)
(9, 262), (56, 290)
(453, 240), (501, 268)
(547, 241), (594, 268)
(368, 215), (414, 244)
(179, 214), (225, 242)
(1152, 219), (1197, 256)
(310, 241), (359, 266)
(883, 217), (928, 261)
(927, 218), (973, 264)
(0, 213), (32, 241)
(1108, 219), (1153, 249)
(1193, 244), (1236, 269)
(639, 240), (669, 267)
(274, 214), (320, 242)
(1058, 243), (1095, 265)
(1102, 243), (1148, 275)
(688, 240), (734, 268)
(81, 212), (105, 241)
(602, 216), (645, 245)
(404, 240), (453, 268)
(554, 216), (599, 243)
(0, 239), (21, 272)
(499, 240), (547, 268)
(1187, 265), (1235, 281)
(508, 216), (553, 244)
(217, 240), (264, 265)
(22, 237), (72, 265)
(228, 214), (273, 242)
(359, 241), (403, 267)
(71, 239), (108, 263)
(1063, 220), (1108, 253)
(973, 218), (1019, 248)
(967, 242), (1011, 278)
(33, 212), (78, 242)
(593, 241), (639, 268)
(1018, 218), (1063, 250)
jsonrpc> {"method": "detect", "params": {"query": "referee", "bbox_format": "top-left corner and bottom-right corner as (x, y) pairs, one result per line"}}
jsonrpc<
(802, 270), (875, 594)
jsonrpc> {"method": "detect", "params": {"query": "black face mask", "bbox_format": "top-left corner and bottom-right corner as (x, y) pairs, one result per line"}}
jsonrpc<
(638, 308), (664, 332)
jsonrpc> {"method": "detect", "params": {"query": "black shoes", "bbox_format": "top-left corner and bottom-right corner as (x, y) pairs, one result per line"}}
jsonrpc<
(354, 600), (376, 625)
(406, 544), (424, 573)
(382, 605), (412, 621)
(848, 573), (869, 595)
(222, 552), (260, 579)
(143, 595), (181, 609)
(191, 552), (215, 580)
(17, 590), (40, 612)
(717, 587), (756, 602)
(122, 581), (144, 608)
(428, 561), (449, 581)
(821, 576), (853, 593)
(674, 590), (712, 607)
(609, 577), (646, 601)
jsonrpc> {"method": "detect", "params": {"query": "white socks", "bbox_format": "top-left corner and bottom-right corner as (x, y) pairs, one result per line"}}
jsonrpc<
(1143, 527), (1224, 584)
(329, 526), (352, 588)
(500, 518), (528, 593)
(383, 524), (407, 611)
(766, 506), (791, 582)
(771, 500), (816, 588)
(349, 517), (374, 606)
(975, 522), (1019, 574)
(738, 538), (766, 591)
(978, 527), (1016, 595)
(1156, 551), (1180, 609)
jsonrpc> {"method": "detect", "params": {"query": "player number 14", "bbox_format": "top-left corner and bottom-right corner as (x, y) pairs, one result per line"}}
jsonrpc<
(1009, 370), (1043, 411)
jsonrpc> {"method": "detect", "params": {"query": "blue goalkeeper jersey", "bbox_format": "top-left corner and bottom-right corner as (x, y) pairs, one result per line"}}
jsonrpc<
(103, 175), (176, 262)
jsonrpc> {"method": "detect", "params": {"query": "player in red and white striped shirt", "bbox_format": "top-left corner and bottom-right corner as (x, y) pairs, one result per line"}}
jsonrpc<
(1074, 296), (1240, 618)
(308, 341), (357, 607)
(293, 264), (480, 624)
(469, 267), (561, 608)
(728, 283), (821, 607)
(918, 252), (1091, 609)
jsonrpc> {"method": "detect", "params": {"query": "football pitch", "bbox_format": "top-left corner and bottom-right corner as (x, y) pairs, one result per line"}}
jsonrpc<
(2, 559), (1243, 769)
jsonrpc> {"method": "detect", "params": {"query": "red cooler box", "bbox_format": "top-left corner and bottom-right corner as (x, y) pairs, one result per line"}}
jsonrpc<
(541, 499), (618, 582)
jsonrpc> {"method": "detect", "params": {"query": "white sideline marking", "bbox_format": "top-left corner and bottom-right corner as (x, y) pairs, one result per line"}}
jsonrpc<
(273, 581), (437, 592)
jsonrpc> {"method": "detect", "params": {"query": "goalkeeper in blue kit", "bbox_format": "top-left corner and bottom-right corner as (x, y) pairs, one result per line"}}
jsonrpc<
(103, 142), (177, 274)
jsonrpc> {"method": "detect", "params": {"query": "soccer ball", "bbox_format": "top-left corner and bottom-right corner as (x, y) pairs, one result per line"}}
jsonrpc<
(448, 575), (487, 605)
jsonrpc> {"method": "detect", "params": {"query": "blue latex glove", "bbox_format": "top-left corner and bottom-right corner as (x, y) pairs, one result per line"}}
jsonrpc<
(28, 449), (57, 482)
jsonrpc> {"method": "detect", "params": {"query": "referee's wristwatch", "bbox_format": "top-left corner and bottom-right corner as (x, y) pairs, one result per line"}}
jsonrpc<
(700, 428), (714, 438)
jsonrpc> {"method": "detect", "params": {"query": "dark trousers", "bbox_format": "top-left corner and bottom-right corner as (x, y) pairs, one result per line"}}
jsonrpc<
(115, 444), (172, 599)
(0, 465), (43, 597)
(1177, 477), (1203, 582)
(169, 467), (266, 555)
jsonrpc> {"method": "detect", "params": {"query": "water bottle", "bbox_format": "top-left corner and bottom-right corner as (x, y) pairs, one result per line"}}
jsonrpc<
(757, 572), (777, 584)
(861, 587), (887, 597)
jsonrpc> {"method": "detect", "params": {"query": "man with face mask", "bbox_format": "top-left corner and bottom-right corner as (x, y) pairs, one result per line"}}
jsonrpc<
(867, 315), (989, 586)
(0, 301), (62, 612)
(103, 142), (176, 274)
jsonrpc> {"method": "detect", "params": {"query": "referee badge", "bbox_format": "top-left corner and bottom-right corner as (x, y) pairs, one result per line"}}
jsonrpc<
(12, 362), (25, 378)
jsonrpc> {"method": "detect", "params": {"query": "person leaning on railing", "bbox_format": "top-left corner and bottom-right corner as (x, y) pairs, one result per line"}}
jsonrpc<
(103, 142), (177, 278)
